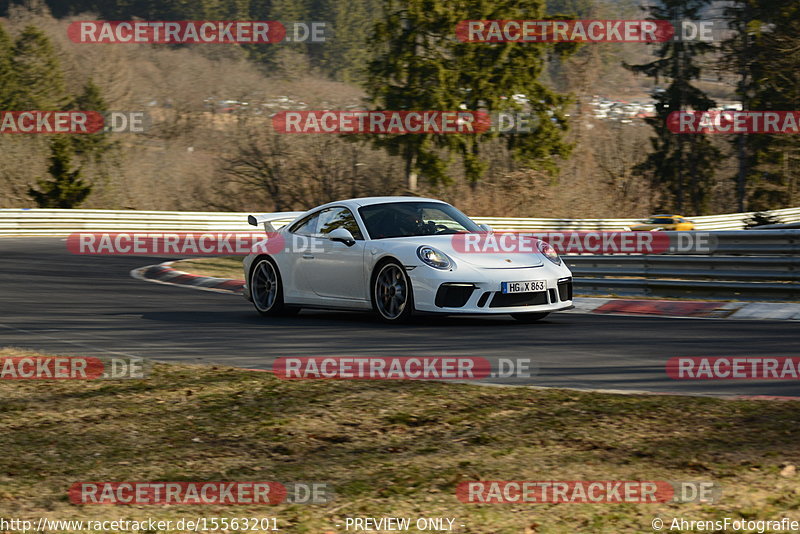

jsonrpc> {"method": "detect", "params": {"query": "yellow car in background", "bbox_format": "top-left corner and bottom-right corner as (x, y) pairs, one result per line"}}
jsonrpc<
(631, 215), (695, 231)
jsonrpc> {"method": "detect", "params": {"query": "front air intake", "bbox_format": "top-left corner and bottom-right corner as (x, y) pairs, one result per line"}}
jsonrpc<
(490, 291), (548, 308)
(435, 283), (477, 308)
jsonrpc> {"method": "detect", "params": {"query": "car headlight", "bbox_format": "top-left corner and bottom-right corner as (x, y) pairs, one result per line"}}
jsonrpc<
(417, 246), (453, 270)
(537, 240), (561, 266)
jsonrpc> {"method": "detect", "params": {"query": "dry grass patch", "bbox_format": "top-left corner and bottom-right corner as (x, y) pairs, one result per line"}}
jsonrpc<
(2, 347), (800, 533)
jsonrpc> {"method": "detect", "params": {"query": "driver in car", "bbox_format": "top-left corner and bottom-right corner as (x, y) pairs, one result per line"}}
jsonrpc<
(395, 207), (440, 235)
(369, 207), (440, 238)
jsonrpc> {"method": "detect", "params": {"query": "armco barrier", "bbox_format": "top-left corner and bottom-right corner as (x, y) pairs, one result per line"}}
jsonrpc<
(571, 277), (798, 300)
(475, 206), (800, 231)
(567, 231), (799, 300)
(1, 206), (799, 235)
(0, 209), (257, 235)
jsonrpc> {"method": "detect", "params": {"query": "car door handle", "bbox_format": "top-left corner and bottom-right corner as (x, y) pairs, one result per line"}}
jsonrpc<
(303, 254), (315, 259)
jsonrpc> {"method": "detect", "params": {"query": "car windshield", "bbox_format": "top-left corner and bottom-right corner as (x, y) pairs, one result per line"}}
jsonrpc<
(646, 217), (676, 224)
(358, 201), (480, 239)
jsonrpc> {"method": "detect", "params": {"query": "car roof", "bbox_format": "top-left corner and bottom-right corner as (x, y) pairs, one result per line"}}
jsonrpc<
(313, 196), (448, 211)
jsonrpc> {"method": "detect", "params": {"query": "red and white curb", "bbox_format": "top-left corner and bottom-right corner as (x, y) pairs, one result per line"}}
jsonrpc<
(132, 261), (800, 321)
(565, 297), (800, 321)
(130, 261), (244, 294)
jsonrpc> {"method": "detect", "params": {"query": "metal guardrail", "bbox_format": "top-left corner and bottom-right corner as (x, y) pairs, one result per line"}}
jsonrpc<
(567, 256), (799, 281)
(702, 230), (799, 256)
(476, 206), (800, 231)
(571, 277), (797, 300)
(1, 206), (799, 235)
(566, 231), (799, 300)
(0, 209), (257, 234)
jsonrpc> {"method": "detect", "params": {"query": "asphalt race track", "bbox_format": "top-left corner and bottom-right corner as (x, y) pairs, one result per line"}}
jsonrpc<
(2, 237), (798, 397)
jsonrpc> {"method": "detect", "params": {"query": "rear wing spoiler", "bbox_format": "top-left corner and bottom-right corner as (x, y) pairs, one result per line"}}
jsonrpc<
(248, 212), (305, 233)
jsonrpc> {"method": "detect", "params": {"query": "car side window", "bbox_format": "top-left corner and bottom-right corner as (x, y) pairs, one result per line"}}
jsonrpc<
(317, 207), (364, 240)
(289, 212), (320, 236)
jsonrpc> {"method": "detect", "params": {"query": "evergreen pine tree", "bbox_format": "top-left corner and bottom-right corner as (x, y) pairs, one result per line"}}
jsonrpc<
(365, 0), (573, 191)
(723, 0), (800, 210)
(0, 22), (16, 109)
(29, 136), (92, 208)
(626, 0), (722, 214)
(12, 25), (68, 110)
(68, 79), (115, 161)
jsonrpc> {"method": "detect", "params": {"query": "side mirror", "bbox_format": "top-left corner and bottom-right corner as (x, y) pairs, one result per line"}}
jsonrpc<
(328, 227), (356, 246)
(478, 224), (494, 234)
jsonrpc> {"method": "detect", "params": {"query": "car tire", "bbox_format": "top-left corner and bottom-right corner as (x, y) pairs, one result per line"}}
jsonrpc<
(371, 260), (414, 323)
(511, 312), (549, 323)
(250, 257), (298, 316)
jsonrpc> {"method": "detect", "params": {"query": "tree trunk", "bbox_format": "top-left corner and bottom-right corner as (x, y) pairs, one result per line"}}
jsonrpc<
(405, 150), (417, 193)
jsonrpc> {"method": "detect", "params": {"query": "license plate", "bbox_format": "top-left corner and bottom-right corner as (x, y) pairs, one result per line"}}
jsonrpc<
(501, 280), (546, 294)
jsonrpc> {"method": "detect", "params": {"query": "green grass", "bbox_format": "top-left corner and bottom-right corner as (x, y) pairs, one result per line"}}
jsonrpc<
(172, 256), (244, 280)
(2, 348), (800, 533)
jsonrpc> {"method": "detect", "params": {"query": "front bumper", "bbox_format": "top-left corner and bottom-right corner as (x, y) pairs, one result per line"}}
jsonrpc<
(409, 263), (574, 315)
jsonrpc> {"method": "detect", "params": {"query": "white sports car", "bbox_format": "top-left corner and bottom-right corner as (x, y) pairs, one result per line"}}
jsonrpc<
(243, 197), (573, 323)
